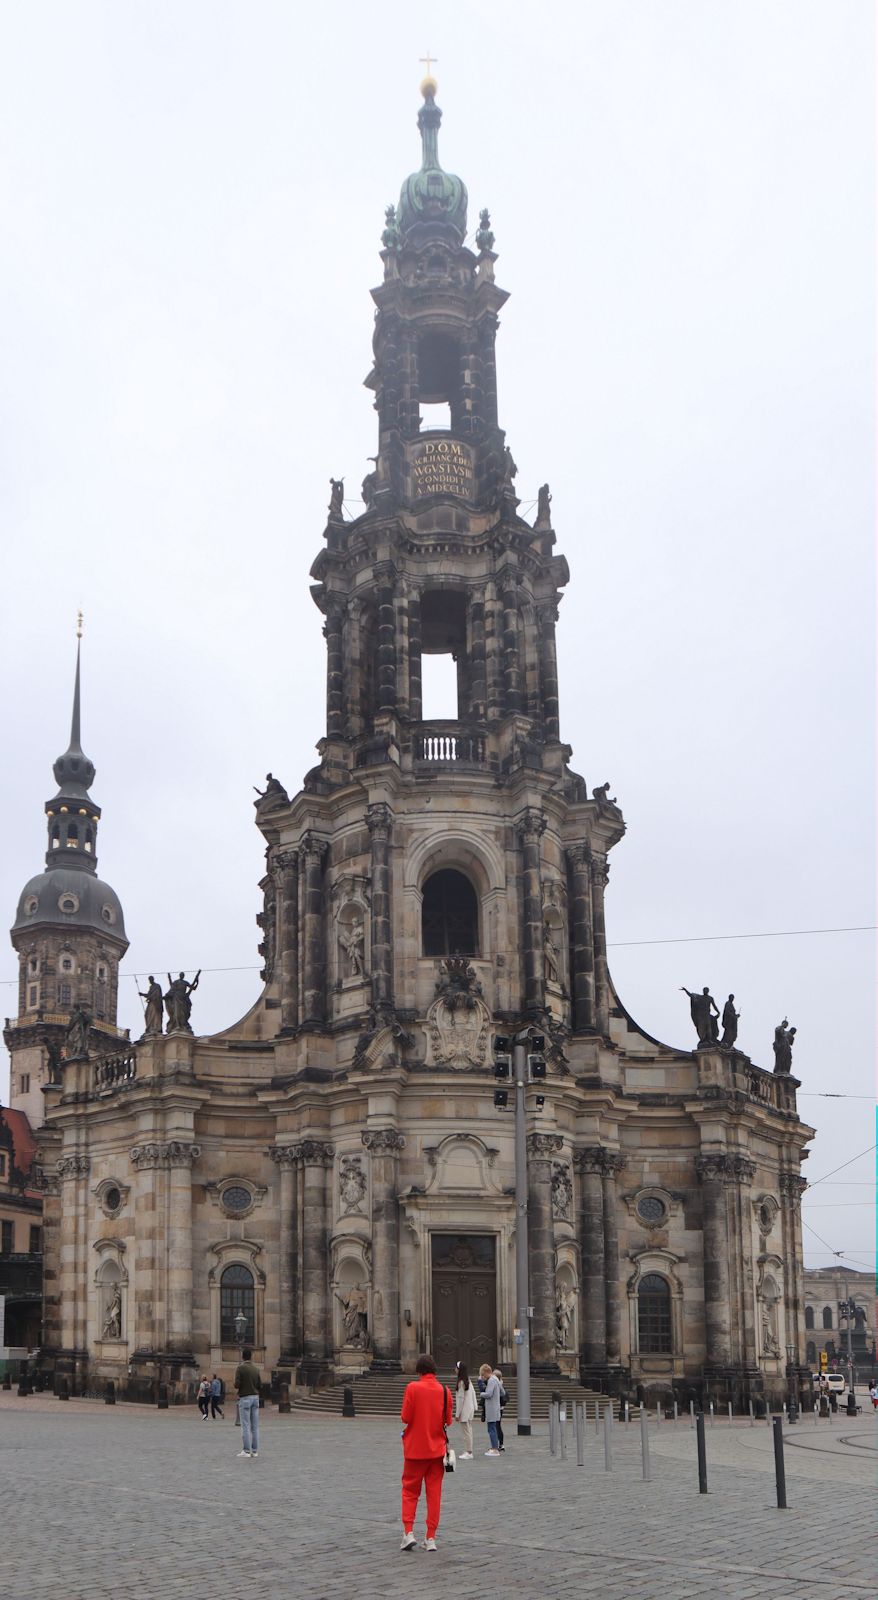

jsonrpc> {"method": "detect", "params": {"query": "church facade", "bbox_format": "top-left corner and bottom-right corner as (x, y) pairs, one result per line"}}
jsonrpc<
(7, 81), (814, 1406)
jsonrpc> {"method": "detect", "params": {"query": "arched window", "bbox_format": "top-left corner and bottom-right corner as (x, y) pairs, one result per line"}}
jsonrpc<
(220, 1264), (255, 1345)
(806, 1340), (816, 1365)
(422, 868), (478, 957)
(637, 1272), (672, 1354)
(804, 1305), (814, 1330)
(822, 1305), (833, 1329)
(66, 822), (78, 848)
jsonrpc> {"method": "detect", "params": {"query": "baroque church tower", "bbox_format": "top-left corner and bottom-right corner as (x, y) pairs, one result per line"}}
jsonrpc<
(33, 82), (813, 1409)
(5, 631), (129, 1132)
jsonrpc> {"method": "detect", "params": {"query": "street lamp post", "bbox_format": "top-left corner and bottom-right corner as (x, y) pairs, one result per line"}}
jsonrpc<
(512, 1034), (532, 1437)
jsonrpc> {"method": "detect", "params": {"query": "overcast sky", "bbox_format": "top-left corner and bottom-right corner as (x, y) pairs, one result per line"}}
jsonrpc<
(0, 2), (873, 1271)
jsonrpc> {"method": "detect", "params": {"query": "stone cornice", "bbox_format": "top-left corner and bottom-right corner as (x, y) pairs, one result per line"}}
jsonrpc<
(779, 1172), (808, 1203)
(293, 1138), (334, 1167)
(269, 1144), (300, 1167)
(129, 1141), (200, 1171)
(695, 1152), (756, 1185)
(56, 1154), (91, 1180)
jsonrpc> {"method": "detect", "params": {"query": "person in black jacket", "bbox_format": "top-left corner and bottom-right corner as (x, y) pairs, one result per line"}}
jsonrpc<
(493, 1368), (509, 1451)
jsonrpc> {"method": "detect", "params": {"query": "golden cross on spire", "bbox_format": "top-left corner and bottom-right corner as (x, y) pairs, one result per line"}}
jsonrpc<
(76, 608), (83, 640)
(420, 50), (437, 76)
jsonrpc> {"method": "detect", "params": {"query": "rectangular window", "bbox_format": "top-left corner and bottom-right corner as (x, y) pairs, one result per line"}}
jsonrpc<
(421, 653), (460, 720)
(28, 985), (38, 1009)
(0, 1152), (6, 1178)
(29, 1225), (42, 1254)
(1, 1221), (13, 1255)
(20, 1074), (30, 1095)
(59, 983), (71, 1006)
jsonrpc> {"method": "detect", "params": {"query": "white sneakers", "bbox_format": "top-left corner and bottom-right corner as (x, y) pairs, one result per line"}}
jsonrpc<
(400, 1532), (416, 1552)
(236, 1450), (251, 1458)
(250, 1451), (258, 1458)
(459, 1451), (474, 1459)
(484, 1448), (500, 1456)
(424, 1538), (437, 1553)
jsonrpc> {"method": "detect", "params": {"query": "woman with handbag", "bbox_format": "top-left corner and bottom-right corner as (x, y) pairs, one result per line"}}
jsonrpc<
(454, 1361), (477, 1458)
(399, 1353), (454, 1553)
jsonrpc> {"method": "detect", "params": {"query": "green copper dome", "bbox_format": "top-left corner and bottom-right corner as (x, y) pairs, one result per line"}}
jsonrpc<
(397, 81), (468, 243)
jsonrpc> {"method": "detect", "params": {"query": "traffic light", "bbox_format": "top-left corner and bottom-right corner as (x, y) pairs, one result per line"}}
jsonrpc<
(493, 1036), (512, 1080)
(534, 1093), (546, 1112)
(494, 1057), (511, 1080)
(819, 1350), (828, 1371)
(528, 1052), (546, 1081)
(493, 1088), (509, 1110)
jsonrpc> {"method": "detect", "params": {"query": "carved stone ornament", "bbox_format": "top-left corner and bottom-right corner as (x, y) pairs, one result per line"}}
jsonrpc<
(527, 1133), (563, 1159)
(362, 1129), (405, 1156)
(130, 1141), (200, 1171)
(551, 1162), (573, 1221)
(575, 1146), (605, 1176)
(293, 1139), (334, 1167)
(56, 1154), (91, 1179)
(269, 1144), (300, 1168)
(256, 877), (277, 983)
(353, 1016), (413, 1072)
(755, 1194), (780, 1236)
(779, 1172), (808, 1204)
(339, 1155), (368, 1212)
(426, 960), (491, 1069)
(695, 1152), (734, 1184)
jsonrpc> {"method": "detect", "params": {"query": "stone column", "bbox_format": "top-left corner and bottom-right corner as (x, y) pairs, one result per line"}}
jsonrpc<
(484, 581), (502, 721)
(468, 591), (487, 720)
(344, 601), (363, 736)
(275, 851), (299, 1033)
(517, 809), (546, 1015)
(567, 845), (595, 1032)
(56, 1154), (90, 1356)
(165, 1141), (200, 1355)
(129, 1143), (161, 1357)
(299, 834), (328, 1029)
(407, 590), (422, 723)
(500, 570), (522, 713)
(527, 1133), (563, 1371)
(362, 1130), (405, 1371)
(39, 1172), (62, 1351)
(324, 601), (344, 738)
(696, 1154), (733, 1368)
(576, 1148), (607, 1372)
(537, 603), (561, 738)
(367, 804), (394, 1016)
(590, 855), (610, 1034)
(295, 1139), (334, 1379)
(601, 1152), (627, 1367)
(780, 1171), (809, 1365)
(271, 1145), (300, 1363)
(375, 565), (397, 716)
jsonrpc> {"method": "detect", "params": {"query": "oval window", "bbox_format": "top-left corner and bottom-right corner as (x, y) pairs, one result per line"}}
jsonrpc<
(222, 1186), (252, 1213)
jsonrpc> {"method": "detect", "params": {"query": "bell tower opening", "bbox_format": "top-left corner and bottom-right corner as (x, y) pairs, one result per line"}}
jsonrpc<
(422, 868), (479, 957)
(419, 590), (469, 721)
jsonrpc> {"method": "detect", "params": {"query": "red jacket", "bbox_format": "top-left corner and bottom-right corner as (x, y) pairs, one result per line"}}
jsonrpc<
(400, 1374), (453, 1459)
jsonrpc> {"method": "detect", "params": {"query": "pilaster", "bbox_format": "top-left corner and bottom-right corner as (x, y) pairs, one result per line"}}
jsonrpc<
(362, 1128), (405, 1371)
(527, 1131), (563, 1372)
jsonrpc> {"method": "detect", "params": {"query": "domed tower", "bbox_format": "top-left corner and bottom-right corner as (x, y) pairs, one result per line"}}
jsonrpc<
(4, 629), (129, 1128)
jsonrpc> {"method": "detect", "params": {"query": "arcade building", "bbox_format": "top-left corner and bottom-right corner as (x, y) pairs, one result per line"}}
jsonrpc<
(5, 80), (814, 1406)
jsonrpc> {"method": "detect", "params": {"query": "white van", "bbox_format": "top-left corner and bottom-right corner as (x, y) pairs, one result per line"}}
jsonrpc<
(812, 1372), (846, 1395)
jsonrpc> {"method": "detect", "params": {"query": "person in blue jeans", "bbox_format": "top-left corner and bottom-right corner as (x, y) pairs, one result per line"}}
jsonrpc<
(234, 1347), (261, 1458)
(478, 1364), (502, 1455)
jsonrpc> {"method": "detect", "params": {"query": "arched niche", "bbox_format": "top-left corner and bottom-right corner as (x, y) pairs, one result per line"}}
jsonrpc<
(330, 1237), (372, 1360)
(93, 1239), (128, 1350)
(554, 1243), (579, 1359)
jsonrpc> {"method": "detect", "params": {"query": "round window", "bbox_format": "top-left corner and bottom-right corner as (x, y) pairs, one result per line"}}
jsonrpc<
(636, 1195), (667, 1224)
(101, 905), (116, 925)
(59, 894), (79, 915)
(222, 1186), (252, 1213)
(24, 896), (39, 916)
(104, 1185), (122, 1213)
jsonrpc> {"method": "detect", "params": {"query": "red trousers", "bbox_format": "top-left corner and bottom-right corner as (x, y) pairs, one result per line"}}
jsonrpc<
(401, 1456), (445, 1537)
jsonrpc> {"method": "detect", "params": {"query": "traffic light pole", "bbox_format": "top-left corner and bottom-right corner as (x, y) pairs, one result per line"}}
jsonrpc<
(513, 1036), (532, 1436)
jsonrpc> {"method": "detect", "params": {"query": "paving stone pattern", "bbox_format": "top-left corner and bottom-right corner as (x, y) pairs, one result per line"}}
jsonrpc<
(0, 1395), (873, 1600)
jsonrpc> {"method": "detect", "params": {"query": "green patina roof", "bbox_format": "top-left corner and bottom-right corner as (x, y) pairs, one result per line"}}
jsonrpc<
(397, 83), (468, 242)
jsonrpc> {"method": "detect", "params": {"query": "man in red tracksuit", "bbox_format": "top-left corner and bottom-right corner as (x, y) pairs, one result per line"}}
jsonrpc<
(399, 1353), (453, 1553)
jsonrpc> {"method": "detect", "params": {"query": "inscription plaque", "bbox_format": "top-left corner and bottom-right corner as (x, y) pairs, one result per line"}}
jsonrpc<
(407, 437), (475, 500)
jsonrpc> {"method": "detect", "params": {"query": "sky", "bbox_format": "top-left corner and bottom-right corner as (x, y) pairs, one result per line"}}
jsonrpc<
(0, 1), (874, 1271)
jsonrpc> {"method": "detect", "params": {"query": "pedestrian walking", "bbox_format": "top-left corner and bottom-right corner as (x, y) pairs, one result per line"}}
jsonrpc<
(454, 1361), (476, 1458)
(210, 1373), (224, 1419)
(234, 1346), (261, 1459)
(493, 1368), (508, 1451)
(197, 1375), (210, 1420)
(399, 1353), (453, 1553)
(869, 1381), (877, 1410)
(478, 1363), (502, 1456)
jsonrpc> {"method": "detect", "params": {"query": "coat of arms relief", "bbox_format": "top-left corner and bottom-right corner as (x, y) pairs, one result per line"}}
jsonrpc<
(425, 958), (491, 1069)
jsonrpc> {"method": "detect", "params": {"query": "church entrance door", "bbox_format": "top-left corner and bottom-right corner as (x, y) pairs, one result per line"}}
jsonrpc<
(431, 1234), (497, 1373)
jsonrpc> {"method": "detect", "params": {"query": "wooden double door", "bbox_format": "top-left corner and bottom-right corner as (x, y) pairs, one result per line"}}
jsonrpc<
(431, 1234), (497, 1374)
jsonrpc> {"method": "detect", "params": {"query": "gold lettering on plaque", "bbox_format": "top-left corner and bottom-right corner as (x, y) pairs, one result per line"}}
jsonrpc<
(409, 438), (474, 499)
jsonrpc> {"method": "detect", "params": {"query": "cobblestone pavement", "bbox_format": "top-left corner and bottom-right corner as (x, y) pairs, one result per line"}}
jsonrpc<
(0, 1394), (873, 1600)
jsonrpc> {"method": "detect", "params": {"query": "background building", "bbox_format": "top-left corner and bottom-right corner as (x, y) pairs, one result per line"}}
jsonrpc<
(0, 1107), (43, 1360)
(9, 82), (814, 1407)
(803, 1266), (876, 1380)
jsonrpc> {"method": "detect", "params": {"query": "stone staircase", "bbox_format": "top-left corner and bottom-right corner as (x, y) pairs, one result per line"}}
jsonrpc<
(291, 1371), (628, 1419)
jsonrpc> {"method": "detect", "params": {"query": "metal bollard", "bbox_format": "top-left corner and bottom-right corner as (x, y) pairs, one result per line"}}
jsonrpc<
(640, 1403), (651, 1481)
(782, 1403), (787, 1424)
(766, 1406), (772, 1427)
(575, 1403), (584, 1466)
(772, 1416), (787, 1509)
(559, 1405), (568, 1460)
(728, 1402), (733, 1426)
(749, 1399), (755, 1427)
(813, 1402), (819, 1426)
(673, 1400), (678, 1427)
(157, 1383), (169, 1410)
(105, 1380), (115, 1405)
(696, 1411), (708, 1494)
(341, 1384), (354, 1418)
(594, 1398), (600, 1436)
(279, 1383), (291, 1415)
(624, 1399), (630, 1426)
(656, 1402), (662, 1425)
(603, 1404), (613, 1472)
(709, 1400), (714, 1427)
(548, 1401), (557, 1456)
(689, 1398), (695, 1430)
(56, 1377), (69, 1401)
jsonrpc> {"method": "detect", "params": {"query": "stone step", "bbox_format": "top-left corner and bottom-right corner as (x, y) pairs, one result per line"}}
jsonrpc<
(290, 1372), (630, 1419)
